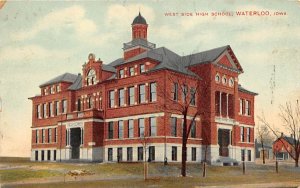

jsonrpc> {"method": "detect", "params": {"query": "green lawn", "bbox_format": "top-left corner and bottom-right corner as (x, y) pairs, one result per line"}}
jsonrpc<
(1, 157), (300, 188)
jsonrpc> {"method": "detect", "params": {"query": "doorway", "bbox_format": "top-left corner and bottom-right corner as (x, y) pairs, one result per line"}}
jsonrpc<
(70, 128), (81, 159)
(218, 129), (230, 157)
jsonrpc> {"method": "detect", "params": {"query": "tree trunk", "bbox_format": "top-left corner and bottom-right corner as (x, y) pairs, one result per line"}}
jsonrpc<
(262, 141), (265, 164)
(181, 139), (187, 177)
(295, 157), (299, 167)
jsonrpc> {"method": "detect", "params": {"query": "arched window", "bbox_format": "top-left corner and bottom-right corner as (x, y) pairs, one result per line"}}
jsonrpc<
(87, 69), (96, 86)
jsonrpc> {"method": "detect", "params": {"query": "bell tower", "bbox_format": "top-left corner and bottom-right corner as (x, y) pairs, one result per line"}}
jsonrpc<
(132, 12), (148, 40)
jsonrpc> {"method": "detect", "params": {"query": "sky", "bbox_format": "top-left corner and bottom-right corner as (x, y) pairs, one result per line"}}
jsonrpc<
(0, 0), (300, 157)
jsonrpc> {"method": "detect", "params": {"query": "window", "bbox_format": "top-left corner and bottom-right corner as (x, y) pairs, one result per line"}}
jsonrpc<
(118, 89), (125, 106)
(138, 118), (145, 137)
(191, 121), (196, 138)
(118, 121), (124, 139)
(192, 147), (196, 161)
(241, 149), (245, 161)
(44, 88), (47, 95)
(171, 117), (177, 137)
(117, 148), (123, 162)
(62, 100), (67, 113)
(172, 83), (178, 101)
(215, 74), (220, 82)
(108, 122), (114, 139)
(54, 150), (56, 161)
(182, 85), (188, 102)
(240, 127), (244, 142)
(42, 129), (45, 143)
(48, 129), (51, 143)
(229, 78), (234, 87)
(49, 102), (53, 117)
(88, 97), (93, 109)
(149, 146), (155, 161)
(245, 100), (251, 116)
(222, 76), (227, 84)
(138, 147), (143, 161)
(172, 146), (177, 161)
(109, 90), (115, 108)
(35, 130), (39, 144)
(239, 99), (243, 114)
(87, 69), (96, 86)
(127, 147), (133, 161)
(35, 150), (38, 161)
(50, 86), (54, 94)
(37, 104), (41, 119)
(140, 64), (145, 73)
(54, 128), (57, 143)
(150, 117), (156, 136)
(43, 103), (47, 118)
(108, 148), (113, 161)
(54, 101), (59, 116)
(119, 69), (124, 78)
(248, 150), (251, 161)
(247, 128), (251, 142)
(41, 150), (44, 161)
(81, 129), (84, 145)
(129, 67), (134, 76)
(77, 99), (81, 111)
(56, 85), (60, 92)
(150, 82), (157, 102)
(47, 150), (51, 161)
(128, 87), (135, 105)
(190, 87), (196, 106)
(128, 120), (134, 138)
(139, 84), (145, 103)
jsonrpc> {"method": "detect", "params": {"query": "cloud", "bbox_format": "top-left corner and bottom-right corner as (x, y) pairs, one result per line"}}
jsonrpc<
(11, 5), (97, 41)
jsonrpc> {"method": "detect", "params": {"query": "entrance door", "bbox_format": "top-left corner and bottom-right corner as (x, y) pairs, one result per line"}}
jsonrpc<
(70, 128), (81, 159)
(218, 129), (230, 157)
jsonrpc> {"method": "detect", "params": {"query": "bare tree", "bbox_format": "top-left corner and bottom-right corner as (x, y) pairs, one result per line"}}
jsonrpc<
(256, 123), (271, 164)
(258, 101), (300, 167)
(140, 135), (150, 180)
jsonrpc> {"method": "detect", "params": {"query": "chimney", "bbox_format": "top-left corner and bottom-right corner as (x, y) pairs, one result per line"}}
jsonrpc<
(281, 132), (283, 137)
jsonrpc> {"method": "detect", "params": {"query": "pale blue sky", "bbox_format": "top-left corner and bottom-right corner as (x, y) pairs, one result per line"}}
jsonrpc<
(0, 0), (299, 157)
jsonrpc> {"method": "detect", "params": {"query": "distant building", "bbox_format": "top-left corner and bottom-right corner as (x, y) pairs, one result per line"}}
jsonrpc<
(273, 134), (295, 160)
(255, 139), (273, 160)
(29, 12), (257, 165)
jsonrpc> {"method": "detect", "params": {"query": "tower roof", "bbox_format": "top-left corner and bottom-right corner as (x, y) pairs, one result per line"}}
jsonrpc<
(132, 12), (147, 25)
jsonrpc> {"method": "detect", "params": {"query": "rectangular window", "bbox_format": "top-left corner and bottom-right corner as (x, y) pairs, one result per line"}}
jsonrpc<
(118, 121), (124, 139)
(128, 86), (135, 105)
(139, 84), (145, 103)
(62, 100), (67, 113)
(247, 128), (251, 142)
(240, 127), (244, 142)
(171, 117), (177, 137)
(182, 85), (188, 102)
(56, 85), (60, 92)
(37, 104), (41, 119)
(118, 89), (125, 106)
(241, 149), (245, 161)
(140, 64), (145, 73)
(138, 118), (145, 137)
(109, 90), (115, 108)
(149, 146), (155, 161)
(41, 150), (44, 161)
(54, 128), (57, 143)
(150, 82), (157, 102)
(48, 129), (52, 143)
(127, 147), (133, 161)
(88, 97), (93, 109)
(172, 146), (177, 161)
(50, 87), (54, 94)
(54, 150), (56, 161)
(35, 130), (39, 144)
(81, 129), (84, 145)
(150, 117), (156, 136)
(245, 100), (251, 116)
(42, 129), (45, 143)
(172, 83), (178, 101)
(117, 148), (123, 162)
(128, 119), (134, 138)
(108, 122), (114, 139)
(54, 101), (59, 116)
(190, 87), (196, 106)
(191, 121), (196, 138)
(35, 150), (38, 161)
(138, 147), (143, 161)
(248, 150), (251, 161)
(119, 69), (124, 78)
(192, 147), (196, 161)
(43, 103), (47, 118)
(47, 150), (51, 161)
(108, 148), (113, 161)
(77, 99), (81, 111)
(49, 102), (53, 117)
(129, 67), (134, 76)
(239, 99), (243, 114)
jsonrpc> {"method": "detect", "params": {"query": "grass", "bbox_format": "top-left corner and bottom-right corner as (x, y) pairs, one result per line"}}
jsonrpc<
(1, 157), (300, 187)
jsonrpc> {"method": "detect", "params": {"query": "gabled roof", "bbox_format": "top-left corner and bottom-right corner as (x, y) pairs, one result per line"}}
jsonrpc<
(238, 84), (258, 96)
(68, 74), (82, 90)
(39, 73), (78, 87)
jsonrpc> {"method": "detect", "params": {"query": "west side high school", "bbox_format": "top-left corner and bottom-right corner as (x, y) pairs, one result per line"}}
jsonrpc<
(29, 13), (257, 165)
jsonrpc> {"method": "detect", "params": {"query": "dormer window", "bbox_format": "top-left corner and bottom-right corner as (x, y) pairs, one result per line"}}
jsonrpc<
(87, 69), (96, 86)
(119, 69), (124, 78)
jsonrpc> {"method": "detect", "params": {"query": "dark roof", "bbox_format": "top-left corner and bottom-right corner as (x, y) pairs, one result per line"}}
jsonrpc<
(132, 12), (147, 25)
(39, 73), (78, 87)
(123, 38), (156, 50)
(102, 64), (116, 73)
(238, 84), (258, 96)
(284, 136), (296, 145)
(108, 58), (124, 67)
(68, 74), (82, 90)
